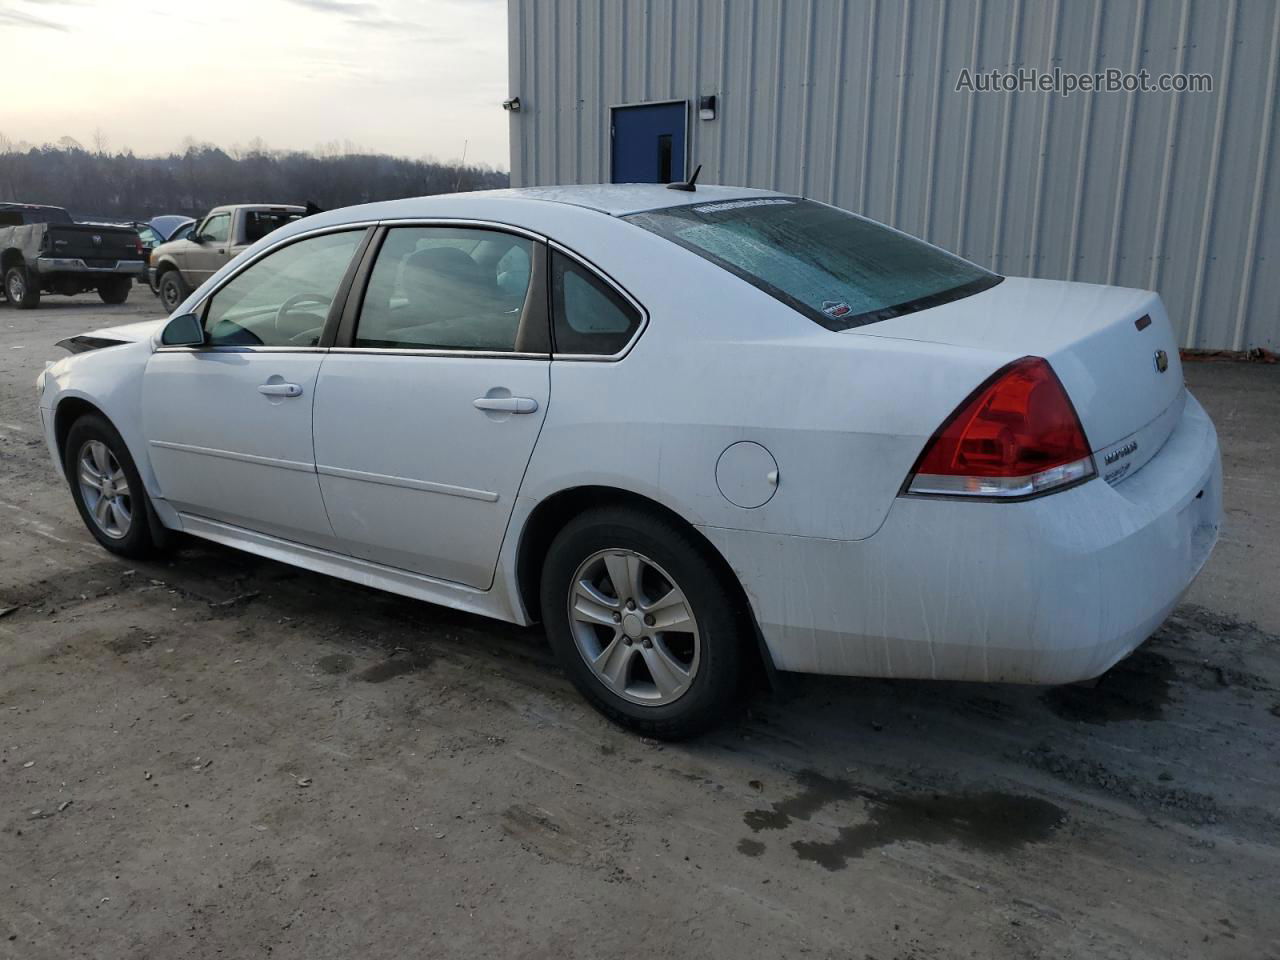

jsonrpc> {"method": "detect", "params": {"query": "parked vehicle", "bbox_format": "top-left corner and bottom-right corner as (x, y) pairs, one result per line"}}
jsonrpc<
(0, 203), (144, 308)
(149, 215), (196, 242)
(149, 204), (305, 312)
(134, 216), (196, 287)
(37, 185), (1222, 738)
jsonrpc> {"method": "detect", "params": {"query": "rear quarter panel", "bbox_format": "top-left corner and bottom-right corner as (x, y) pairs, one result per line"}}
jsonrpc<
(520, 221), (1016, 541)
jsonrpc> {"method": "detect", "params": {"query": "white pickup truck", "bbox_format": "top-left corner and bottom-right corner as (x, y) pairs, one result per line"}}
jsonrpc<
(149, 204), (306, 311)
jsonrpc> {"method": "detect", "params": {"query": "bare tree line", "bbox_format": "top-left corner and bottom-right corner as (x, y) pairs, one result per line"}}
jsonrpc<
(0, 133), (509, 221)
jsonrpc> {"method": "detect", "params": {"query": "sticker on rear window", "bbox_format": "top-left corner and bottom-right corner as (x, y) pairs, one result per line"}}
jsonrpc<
(821, 300), (853, 320)
(691, 198), (795, 214)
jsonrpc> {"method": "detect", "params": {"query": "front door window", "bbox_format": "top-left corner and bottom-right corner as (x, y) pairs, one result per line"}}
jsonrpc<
(201, 230), (363, 347)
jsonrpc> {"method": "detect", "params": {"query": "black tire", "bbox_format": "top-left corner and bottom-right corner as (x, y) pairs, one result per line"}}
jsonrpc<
(97, 277), (131, 305)
(157, 269), (189, 312)
(64, 413), (167, 559)
(540, 506), (748, 739)
(5, 265), (40, 309)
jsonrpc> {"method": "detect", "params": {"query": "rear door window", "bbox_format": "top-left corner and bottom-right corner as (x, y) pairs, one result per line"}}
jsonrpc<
(624, 198), (1001, 330)
(353, 227), (537, 352)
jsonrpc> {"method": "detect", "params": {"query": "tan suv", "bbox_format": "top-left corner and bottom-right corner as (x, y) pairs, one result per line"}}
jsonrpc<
(150, 204), (306, 311)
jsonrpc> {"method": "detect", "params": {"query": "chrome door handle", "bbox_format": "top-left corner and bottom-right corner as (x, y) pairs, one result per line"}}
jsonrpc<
(258, 382), (303, 398)
(473, 396), (538, 414)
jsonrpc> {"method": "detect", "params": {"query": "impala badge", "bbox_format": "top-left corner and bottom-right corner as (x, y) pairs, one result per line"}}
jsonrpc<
(1154, 349), (1169, 373)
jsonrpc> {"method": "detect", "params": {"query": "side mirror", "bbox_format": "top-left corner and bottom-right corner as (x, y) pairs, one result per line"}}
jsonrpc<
(160, 313), (204, 347)
(189, 233), (204, 244)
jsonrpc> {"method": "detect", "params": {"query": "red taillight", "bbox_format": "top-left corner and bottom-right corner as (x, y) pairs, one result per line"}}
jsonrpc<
(134, 237), (145, 255)
(904, 356), (1095, 499)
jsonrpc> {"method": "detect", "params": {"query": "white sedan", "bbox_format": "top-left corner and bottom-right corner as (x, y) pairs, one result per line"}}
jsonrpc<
(37, 184), (1222, 738)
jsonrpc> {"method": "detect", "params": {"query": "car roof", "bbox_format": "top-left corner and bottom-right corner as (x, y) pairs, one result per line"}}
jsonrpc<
(259, 184), (796, 252)
(477, 183), (790, 216)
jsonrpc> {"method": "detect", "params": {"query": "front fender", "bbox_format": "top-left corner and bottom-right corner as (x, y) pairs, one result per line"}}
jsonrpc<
(41, 340), (161, 499)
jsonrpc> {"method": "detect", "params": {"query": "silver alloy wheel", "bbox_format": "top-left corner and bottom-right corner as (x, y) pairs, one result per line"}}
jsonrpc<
(6, 270), (24, 302)
(78, 440), (132, 539)
(567, 548), (700, 706)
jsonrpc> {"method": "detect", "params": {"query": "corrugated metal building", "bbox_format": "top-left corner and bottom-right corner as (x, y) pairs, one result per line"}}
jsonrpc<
(507, 0), (1280, 350)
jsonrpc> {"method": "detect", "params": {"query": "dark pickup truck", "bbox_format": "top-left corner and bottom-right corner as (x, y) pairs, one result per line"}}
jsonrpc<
(0, 203), (145, 309)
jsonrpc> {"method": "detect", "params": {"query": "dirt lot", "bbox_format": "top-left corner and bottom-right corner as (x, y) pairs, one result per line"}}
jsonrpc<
(2, 294), (1278, 960)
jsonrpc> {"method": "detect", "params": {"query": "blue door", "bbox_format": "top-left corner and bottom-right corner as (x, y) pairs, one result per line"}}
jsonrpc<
(611, 102), (687, 183)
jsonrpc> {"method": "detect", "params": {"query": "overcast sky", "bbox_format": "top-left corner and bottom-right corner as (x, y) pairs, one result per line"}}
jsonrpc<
(0, 0), (511, 167)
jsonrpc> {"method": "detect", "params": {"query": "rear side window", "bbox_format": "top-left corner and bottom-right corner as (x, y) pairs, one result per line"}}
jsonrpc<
(354, 226), (535, 352)
(550, 252), (640, 355)
(624, 198), (1001, 331)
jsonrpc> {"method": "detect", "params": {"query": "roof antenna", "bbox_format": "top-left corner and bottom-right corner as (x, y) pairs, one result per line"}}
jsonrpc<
(667, 163), (702, 192)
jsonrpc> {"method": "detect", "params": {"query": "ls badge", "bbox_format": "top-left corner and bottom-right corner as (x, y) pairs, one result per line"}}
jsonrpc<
(1154, 349), (1169, 373)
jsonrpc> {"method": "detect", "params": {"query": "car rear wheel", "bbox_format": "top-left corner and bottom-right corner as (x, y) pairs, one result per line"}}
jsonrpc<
(97, 277), (131, 305)
(5, 265), (40, 309)
(65, 414), (166, 559)
(157, 269), (188, 312)
(540, 506), (747, 739)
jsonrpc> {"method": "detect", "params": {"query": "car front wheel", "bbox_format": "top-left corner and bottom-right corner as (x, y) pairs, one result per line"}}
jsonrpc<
(540, 506), (747, 739)
(64, 414), (166, 559)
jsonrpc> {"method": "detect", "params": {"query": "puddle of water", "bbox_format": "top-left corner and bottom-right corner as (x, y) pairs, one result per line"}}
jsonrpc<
(355, 653), (429, 684)
(316, 654), (354, 675)
(791, 790), (1064, 871)
(1042, 649), (1175, 723)
(743, 770), (856, 831)
(742, 770), (1064, 871)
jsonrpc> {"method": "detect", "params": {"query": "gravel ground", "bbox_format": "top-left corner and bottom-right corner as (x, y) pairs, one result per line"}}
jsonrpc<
(1, 294), (1278, 960)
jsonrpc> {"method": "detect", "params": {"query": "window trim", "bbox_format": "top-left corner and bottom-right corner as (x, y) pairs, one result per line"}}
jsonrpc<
(153, 217), (651, 361)
(332, 218), (553, 359)
(155, 222), (377, 354)
(547, 240), (649, 362)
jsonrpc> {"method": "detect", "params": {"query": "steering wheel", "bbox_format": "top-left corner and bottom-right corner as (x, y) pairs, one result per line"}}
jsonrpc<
(274, 292), (333, 344)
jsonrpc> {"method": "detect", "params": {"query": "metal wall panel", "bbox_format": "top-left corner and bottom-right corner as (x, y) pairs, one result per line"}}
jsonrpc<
(508, 0), (1280, 349)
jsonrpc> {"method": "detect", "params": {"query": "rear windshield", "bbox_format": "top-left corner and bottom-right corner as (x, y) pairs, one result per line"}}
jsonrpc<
(623, 197), (1001, 331)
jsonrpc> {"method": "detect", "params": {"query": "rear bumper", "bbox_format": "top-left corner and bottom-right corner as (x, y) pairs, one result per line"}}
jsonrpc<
(35, 257), (143, 276)
(700, 392), (1222, 684)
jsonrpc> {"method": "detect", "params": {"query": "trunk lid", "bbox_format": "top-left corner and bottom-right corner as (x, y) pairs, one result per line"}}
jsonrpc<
(46, 224), (143, 264)
(848, 277), (1184, 484)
